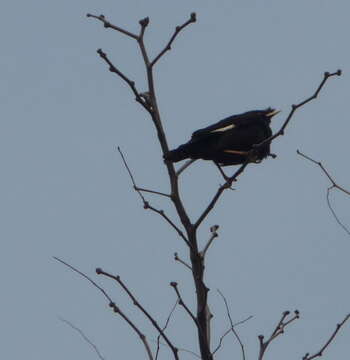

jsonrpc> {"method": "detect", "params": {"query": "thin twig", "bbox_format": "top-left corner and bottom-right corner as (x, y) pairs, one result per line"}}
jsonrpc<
(136, 187), (171, 198)
(201, 225), (219, 258)
(87, 14), (139, 39)
(96, 268), (179, 360)
(170, 282), (200, 329)
(153, 340), (201, 359)
(297, 150), (350, 236)
(53, 257), (154, 360)
(151, 13), (197, 67)
(297, 150), (350, 196)
(59, 317), (106, 360)
(258, 310), (300, 360)
(96, 49), (151, 112)
(326, 188), (350, 236)
(117, 146), (190, 246)
(174, 252), (192, 270)
(216, 290), (251, 359)
(303, 314), (350, 360)
(258, 70), (342, 147)
(176, 159), (197, 176)
(155, 300), (178, 360)
(212, 315), (253, 355)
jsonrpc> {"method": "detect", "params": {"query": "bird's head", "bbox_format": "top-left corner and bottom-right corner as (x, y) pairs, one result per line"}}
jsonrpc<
(264, 108), (281, 120)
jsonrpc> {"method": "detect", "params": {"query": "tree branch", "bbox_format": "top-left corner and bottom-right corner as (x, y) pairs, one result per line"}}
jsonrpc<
(96, 49), (151, 112)
(53, 257), (154, 360)
(200, 225), (219, 258)
(258, 310), (300, 360)
(297, 150), (350, 236)
(117, 146), (190, 246)
(216, 290), (251, 359)
(151, 13), (197, 67)
(87, 13), (139, 39)
(303, 314), (350, 360)
(174, 252), (192, 270)
(59, 317), (106, 360)
(297, 150), (350, 196)
(170, 282), (200, 329)
(155, 300), (178, 360)
(96, 268), (179, 360)
(258, 70), (341, 148)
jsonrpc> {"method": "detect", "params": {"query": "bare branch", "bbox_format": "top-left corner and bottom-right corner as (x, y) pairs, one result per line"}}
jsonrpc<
(201, 225), (219, 258)
(170, 282), (199, 329)
(96, 49), (151, 112)
(258, 70), (341, 148)
(151, 12), (197, 67)
(303, 314), (350, 360)
(53, 257), (154, 360)
(297, 150), (350, 236)
(155, 300), (178, 360)
(176, 159), (197, 176)
(138, 17), (150, 40)
(87, 14), (138, 39)
(258, 310), (300, 360)
(212, 315), (253, 356)
(117, 147), (190, 246)
(59, 317), (106, 360)
(297, 150), (350, 196)
(174, 252), (192, 270)
(327, 188), (350, 236)
(215, 290), (251, 359)
(96, 268), (179, 360)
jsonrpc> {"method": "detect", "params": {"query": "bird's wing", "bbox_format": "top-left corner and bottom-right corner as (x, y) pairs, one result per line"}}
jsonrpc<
(191, 115), (241, 139)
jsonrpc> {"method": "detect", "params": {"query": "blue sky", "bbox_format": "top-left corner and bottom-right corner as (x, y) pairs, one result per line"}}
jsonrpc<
(1, 1), (349, 359)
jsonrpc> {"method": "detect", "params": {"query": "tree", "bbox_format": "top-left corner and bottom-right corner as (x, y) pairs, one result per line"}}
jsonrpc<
(56, 12), (349, 360)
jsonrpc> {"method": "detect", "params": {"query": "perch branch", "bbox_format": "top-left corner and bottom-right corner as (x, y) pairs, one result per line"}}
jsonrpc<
(258, 70), (341, 147)
(303, 314), (350, 360)
(176, 159), (197, 176)
(151, 13), (197, 67)
(53, 257), (154, 360)
(195, 70), (341, 228)
(96, 268), (179, 360)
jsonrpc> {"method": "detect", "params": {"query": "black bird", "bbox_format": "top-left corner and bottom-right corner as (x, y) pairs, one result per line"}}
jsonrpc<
(164, 108), (279, 166)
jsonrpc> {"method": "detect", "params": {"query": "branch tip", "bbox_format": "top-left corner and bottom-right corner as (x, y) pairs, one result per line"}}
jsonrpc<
(190, 12), (197, 22)
(96, 267), (102, 274)
(139, 17), (150, 27)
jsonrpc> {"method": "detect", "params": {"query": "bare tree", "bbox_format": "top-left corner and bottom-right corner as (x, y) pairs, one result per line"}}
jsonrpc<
(56, 13), (349, 360)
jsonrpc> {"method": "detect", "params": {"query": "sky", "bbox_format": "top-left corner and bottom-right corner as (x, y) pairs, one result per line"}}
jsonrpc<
(1, 1), (350, 359)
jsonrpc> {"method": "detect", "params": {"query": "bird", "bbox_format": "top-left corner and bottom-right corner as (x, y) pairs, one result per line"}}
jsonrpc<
(164, 108), (279, 167)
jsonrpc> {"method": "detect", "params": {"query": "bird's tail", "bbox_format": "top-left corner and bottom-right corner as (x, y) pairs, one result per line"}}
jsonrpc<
(164, 144), (190, 162)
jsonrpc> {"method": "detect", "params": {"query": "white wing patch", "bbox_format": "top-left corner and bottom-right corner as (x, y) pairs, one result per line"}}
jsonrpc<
(210, 124), (235, 133)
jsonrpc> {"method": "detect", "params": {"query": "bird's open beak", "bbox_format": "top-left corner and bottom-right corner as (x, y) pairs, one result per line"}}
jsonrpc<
(266, 109), (281, 117)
